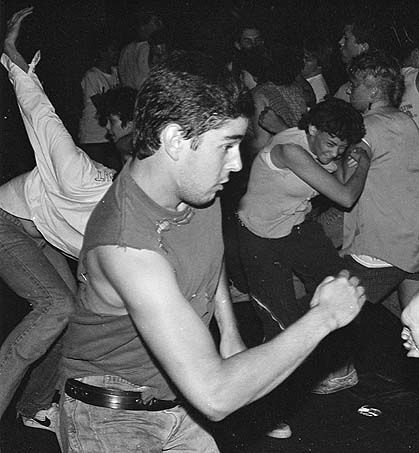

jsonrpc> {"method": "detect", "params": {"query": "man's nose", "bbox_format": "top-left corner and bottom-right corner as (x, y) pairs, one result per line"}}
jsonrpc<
(229, 148), (242, 173)
(331, 148), (339, 158)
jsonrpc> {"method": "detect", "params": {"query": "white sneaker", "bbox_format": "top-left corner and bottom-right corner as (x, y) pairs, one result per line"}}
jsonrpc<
(266, 422), (292, 439)
(21, 402), (59, 433)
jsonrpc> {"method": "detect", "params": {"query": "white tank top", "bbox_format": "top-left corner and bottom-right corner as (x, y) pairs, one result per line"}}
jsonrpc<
(400, 67), (419, 128)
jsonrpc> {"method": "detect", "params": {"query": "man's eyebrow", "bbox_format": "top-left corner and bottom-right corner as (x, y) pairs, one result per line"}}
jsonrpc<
(327, 137), (344, 145)
(223, 134), (244, 141)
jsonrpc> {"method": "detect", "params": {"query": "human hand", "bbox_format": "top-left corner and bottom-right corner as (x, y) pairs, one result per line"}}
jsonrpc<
(5, 7), (34, 48)
(310, 270), (365, 331)
(346, 154), (359, 168)
(348, 146), (370, 166)
(258, 107), (286, 134)
(401, 292), (419, 358)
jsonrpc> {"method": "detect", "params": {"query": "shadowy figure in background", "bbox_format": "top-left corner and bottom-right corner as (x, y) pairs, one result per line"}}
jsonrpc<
(118, 8), (164, 90)
(78, 32), (121, 170)
(335, 17), (376, 102)
(96, 86), (138, 166)
(148, 28), (171, 69)
(301, 37), (333, 104)
(228, 21), (268, 74)
(249, 45), (311, 154)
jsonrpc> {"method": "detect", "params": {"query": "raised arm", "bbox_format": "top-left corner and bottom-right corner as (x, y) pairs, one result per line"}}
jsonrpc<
(271, 142), (371, 208)
(3, 7), (32, 72)
(92, 245), (365, 422)
(2, 8), (115, 199)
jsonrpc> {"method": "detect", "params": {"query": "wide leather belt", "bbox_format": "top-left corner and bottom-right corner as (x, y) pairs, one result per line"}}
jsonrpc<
(65, 378), (179, 411)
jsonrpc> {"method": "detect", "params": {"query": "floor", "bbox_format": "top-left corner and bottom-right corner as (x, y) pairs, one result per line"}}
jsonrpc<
(1, 285), (419, 452)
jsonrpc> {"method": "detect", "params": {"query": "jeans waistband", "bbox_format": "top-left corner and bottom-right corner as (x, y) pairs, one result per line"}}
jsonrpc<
(65, 378), (180, 411)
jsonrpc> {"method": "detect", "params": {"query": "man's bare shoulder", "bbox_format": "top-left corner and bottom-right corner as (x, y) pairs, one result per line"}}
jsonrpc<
(269, 142), (306, 169)
(84, 245), (173, 315)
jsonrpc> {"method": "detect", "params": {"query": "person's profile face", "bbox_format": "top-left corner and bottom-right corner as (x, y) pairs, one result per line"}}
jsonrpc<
(177, 116), (248, 206)
(347, 73), (374, 113)
(238, 28), (264, 50)
(338, 25), (365, 64)
(301, 52), (320, 78)
(106, 114), (133, 143)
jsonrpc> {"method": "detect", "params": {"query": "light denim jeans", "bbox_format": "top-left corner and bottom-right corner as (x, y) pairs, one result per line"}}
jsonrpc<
(59, 375), (220, 452)
(0, 208), (76, 419)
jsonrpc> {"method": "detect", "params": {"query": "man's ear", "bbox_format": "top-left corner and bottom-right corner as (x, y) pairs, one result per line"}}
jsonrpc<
(234, 40), (241, 51)
(160, 124), (184, 161)
(308, 124), (318, 136)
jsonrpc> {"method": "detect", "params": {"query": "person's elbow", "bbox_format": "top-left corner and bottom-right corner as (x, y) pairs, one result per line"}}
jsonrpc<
(339, 192), (357, 209)
(184, 376), (244, 422)
(335, 186), (360, 209)
(194, 393), (236, 422)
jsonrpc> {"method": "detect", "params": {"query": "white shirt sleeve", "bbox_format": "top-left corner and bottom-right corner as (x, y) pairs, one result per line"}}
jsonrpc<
(1, 53), (115, 201)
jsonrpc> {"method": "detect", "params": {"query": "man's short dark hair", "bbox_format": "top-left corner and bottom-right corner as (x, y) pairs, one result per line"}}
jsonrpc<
(298, 98), (365, 144)
(233, 21), (263, 45)
(97, 87), (137, 128)
(133, 50), (254, 160)
(345, 16), (377, 49)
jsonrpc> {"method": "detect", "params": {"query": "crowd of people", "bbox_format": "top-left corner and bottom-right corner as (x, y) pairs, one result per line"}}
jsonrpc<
(1, 3), (419, 452)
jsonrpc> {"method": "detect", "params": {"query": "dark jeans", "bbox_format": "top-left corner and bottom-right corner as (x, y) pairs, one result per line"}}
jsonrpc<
(237, 218), (346, 338)
(0, 208), (76, 419)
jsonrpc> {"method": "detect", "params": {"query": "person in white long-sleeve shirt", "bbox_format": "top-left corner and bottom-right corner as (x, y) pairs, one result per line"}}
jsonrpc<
(0, 7), (118, 428)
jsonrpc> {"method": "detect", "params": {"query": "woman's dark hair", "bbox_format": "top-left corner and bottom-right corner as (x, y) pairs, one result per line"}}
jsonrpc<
(299, 98), (365, 144)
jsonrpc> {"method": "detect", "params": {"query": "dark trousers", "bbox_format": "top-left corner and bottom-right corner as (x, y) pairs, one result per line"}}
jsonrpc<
(343, 256), (410, 304)
(237, 218), (346, 339)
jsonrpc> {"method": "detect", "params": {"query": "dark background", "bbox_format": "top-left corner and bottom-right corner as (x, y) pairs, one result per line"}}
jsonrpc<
(1, 0), (419, 184)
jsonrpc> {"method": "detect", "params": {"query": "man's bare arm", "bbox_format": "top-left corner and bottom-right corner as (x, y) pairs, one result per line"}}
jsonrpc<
(213, 260), (247, 358)
(94, 245), (365, 422)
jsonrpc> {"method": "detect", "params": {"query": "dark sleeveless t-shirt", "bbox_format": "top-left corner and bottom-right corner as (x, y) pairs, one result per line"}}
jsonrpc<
(60, 164), (224, 400)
